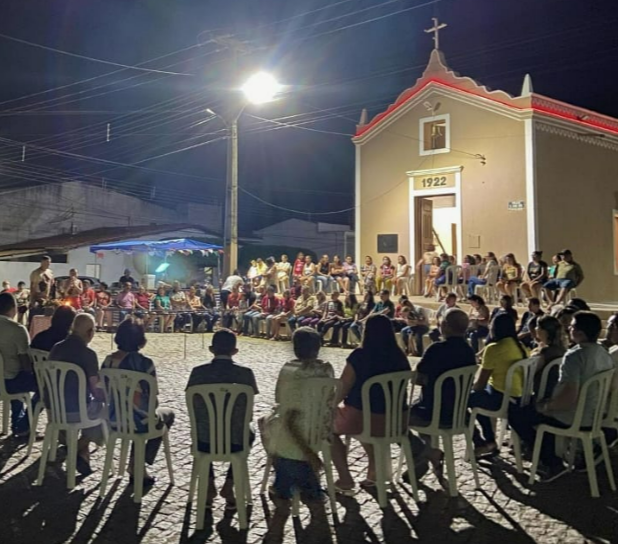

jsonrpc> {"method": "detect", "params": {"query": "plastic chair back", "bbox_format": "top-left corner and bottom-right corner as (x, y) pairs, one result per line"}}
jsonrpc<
(360, 371), (414, 440)
(100, 368), (159, 436)
(186, 383), (254, 456)
(31, 349), (49, 366)
(505, 357), (537, 408)
(568, 368), (615, 433)
(537, 357), (563, 400)
(288, 378), (340, 450)
(37, 360), (90, 425)
(430, 365), (477, 431)
(445, 266), (462, 290)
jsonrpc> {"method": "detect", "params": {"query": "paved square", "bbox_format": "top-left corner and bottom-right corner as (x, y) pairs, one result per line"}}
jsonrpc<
(0, 333), (616, 544)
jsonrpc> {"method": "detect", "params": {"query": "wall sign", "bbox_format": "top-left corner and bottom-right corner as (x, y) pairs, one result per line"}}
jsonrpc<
(413, 172), (456, 191)
(508, 201), (525, 211)
(377, 234), (398, 253)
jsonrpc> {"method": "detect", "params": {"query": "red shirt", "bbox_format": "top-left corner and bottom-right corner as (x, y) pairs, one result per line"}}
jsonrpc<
(81, 288), (96, 308)
(280, 297), (295, 313)
(136, 293), (151, 309)
(261, 294), (279, 314)
(293, 259), (304, 277)
(227, 292), (240, 308)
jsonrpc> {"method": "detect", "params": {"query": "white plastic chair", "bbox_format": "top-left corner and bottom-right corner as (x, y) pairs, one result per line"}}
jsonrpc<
(528, 369), (616, 497)
(409, 365), (479, 497)
(536, 357), (563, 401)
(602, 366), (618, 441)
(437, 266), (462, 300)
(260, 377), (341, 520)
(475, 267), (499, 303)
(99, 368), (174, 503)
(469, 357), (537, 455)
(348, 370), (418, 507)
(27, 349), (49, 455)
(186, 384), (254, 531)
(35, 360), (108, 489)
(0, 352), (34, 437)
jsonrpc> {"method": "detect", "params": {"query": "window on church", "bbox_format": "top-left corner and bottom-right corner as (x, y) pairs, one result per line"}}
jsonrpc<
(419, 114), (450, 156)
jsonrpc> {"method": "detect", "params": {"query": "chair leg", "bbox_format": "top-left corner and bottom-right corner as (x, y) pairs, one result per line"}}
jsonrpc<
(401, 439), (419, 502)
(600, 434), (616, 492)
(133, 440), (146, 503)
(118, 440), (129, 477)
(163, 431), (174, 485)
(528, 429), (544, 485)
(496, 418), (508, 450)
(511, 431), (524, 474)
(442, 435), (458, 497)
(260, 456), (272, 495)
(66, 429), (78, 490)
(1, 400), (8, 435)
(467, 431), (481, 489)
(374, 444), (389, 508)
(583, 437), (600, 498)
(231, 458), (248, 530)
(292, 489), (301, 517)
(196, 460), (211, 531)
(27, 404), (43, 457)
(188, 461), (198, 504)
(36, 426), (52, 485)
(243, 459), (252, 506)
(322, 446), (338, 519)
(48, 428), (60, 462)
(100, 435), (117, 498)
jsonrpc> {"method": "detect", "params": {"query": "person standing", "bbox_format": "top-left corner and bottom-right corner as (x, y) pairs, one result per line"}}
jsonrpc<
(29, 256), (54, 324)
(119, 269), (136, 286)
(0, 293), (39, 437)
(15, 282), (30, 325)
(219, 273), (243, 310)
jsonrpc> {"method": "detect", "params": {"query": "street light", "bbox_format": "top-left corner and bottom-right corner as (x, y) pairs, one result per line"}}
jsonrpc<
(219, 71), (281, 277)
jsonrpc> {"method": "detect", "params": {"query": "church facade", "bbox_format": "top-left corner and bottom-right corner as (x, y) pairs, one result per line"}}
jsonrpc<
(353, 45), (618, 303)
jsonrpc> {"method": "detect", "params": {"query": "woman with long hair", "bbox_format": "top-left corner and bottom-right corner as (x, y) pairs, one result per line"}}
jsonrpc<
(530, 315), (566, 399)
(395, 255), (411, 296)
(520, 251), (548, 301)
(496, 253), (523, 298)
(466, 294), (490, 352)
(469, 313), (528, 457)
(330, 314), (410, 493)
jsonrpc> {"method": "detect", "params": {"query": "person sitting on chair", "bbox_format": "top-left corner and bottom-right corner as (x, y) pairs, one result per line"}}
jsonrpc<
(102, 317), (175, 486)
(186, 329), (259, 509)
(543, 249), (584, 308)
(260, 327), (334, 501)
(509, 311), (614, 482)
(31, 305), (76, 352)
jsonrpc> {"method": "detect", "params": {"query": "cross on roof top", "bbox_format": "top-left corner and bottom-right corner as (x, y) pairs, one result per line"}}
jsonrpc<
(424, 17), (447, 50)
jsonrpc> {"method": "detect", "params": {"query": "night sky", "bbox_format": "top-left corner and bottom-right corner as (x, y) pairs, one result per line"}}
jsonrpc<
(0, 0), (616, 234)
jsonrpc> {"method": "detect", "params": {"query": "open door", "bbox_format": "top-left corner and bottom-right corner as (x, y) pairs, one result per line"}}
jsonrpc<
(414, 197), (433, 295)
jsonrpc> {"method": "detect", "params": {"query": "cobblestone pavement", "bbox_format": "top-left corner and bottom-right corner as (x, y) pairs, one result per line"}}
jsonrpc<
(0, 333), (617, 544)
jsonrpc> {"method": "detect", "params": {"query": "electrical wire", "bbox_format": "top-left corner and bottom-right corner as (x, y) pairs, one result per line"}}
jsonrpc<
(0, 32), (194, 76)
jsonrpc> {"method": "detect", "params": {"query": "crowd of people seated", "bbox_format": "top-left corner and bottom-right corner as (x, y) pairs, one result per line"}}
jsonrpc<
(1, 282), (616, 509)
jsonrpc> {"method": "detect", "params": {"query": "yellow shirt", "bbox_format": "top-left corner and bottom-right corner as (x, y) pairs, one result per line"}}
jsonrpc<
(481, 337), (526, 396)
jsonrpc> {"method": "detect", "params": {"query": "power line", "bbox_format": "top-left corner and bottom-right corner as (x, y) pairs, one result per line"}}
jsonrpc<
(0, 32), (194, 76)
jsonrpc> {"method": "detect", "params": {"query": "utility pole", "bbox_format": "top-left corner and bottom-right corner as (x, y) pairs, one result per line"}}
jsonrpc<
(209, 34), (251, 278)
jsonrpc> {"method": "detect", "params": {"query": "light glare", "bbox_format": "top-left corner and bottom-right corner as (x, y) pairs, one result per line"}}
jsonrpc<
(241, 72), (281, 105)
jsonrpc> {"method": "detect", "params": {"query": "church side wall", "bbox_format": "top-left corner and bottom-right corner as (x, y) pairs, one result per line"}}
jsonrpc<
(535, 126), (618, 303)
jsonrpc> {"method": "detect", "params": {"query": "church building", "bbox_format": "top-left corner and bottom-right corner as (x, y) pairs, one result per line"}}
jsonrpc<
(353, 20), (618, 303)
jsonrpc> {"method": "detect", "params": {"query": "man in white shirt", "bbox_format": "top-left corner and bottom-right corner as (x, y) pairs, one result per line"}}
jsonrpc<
(509, 311), (614, 482)
(220, 274), (244, 309)
(0, 293), (39, 436)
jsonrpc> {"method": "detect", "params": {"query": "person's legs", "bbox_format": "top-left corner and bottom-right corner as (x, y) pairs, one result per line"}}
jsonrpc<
(520, 282), (532, 300)
(349, 322), (362, 342)
(5, 372), (39, 433)
(412, 325), (430, 356)
(220, 290), (230, 310)
(144, 408), (175, 465)
(468, 387), (503, 449)
(331, 321), (344, 345)
(468, 277), (485, 297)
(553, 282), (573, 306)
(287, 315), (298, 331)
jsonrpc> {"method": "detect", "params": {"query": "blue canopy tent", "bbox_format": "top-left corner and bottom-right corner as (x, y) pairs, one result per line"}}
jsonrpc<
(90, 238), (223, 282)
(89, 238), (222, 254)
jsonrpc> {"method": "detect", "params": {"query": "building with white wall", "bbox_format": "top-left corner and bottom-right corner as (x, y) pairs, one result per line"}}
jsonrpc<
(252, 219), (353, 259)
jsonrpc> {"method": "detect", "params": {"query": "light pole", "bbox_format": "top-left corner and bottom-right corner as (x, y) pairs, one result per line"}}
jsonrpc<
(213, 72), (281, 277)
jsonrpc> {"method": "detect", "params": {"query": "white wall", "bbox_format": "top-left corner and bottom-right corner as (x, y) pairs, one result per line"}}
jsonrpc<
(433, 206), (458, 256)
